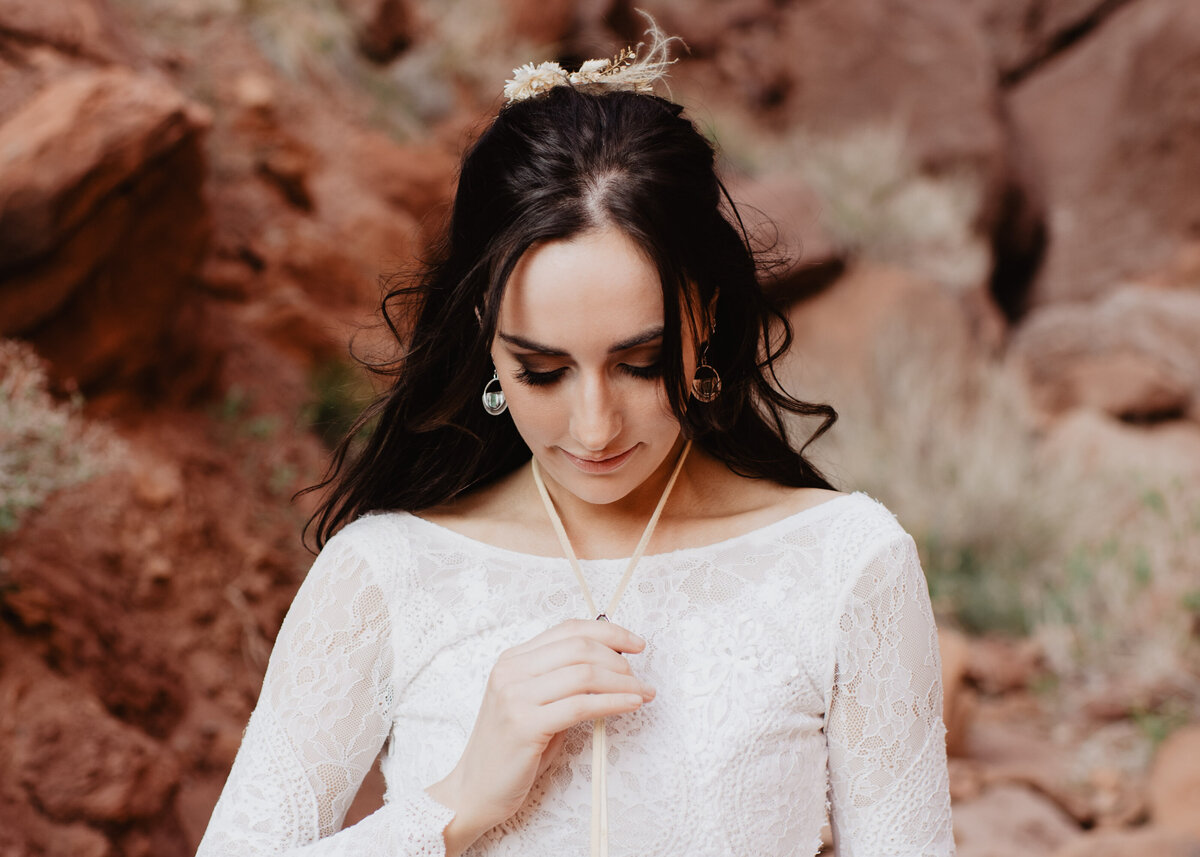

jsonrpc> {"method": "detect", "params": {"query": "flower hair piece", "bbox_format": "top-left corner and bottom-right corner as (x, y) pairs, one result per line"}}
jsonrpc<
(502, 16), (678, 104)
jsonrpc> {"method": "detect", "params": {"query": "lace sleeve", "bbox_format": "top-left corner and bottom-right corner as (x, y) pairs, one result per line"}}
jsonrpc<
(825, 530), (955, 857)
(196, 531), (454, 856)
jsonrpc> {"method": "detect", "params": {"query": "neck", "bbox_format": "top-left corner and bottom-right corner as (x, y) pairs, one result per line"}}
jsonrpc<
(532, 436), (694, 558)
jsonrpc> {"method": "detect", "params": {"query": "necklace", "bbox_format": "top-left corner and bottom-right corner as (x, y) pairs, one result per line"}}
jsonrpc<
(530, 439), (692, 857)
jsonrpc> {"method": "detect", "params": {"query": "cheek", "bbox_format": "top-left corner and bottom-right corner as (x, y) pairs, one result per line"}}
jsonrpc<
(501, 384), (563, 438)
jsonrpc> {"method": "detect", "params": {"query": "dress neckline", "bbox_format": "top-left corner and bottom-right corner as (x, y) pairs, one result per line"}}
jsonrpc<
(399, 490), (865, 563)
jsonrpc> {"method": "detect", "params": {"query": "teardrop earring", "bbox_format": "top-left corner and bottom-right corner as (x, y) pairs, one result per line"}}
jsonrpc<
(482, 370), (508, 416)
(691, 343), (721, 403)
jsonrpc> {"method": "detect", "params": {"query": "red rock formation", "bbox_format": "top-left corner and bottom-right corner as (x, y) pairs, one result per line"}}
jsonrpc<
(0, 68), (213, 395)
(1010, 285), (1200, 422)
(1, 0), (1198, 853)
(1149, 725), (1200, 840)
(1009, 0), (1200, 307)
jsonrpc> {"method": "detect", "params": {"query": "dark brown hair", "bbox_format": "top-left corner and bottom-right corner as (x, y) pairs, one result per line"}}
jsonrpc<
(304, 86), (836, 549)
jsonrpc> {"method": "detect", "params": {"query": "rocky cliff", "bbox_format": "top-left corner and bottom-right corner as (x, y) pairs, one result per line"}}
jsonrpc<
(1, 0), (1197, 854)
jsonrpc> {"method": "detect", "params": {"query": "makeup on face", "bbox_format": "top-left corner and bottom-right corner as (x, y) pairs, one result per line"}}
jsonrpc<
(491, 227), (691, 507)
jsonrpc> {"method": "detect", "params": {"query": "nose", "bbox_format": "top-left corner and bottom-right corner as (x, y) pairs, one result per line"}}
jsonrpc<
(569, 371), (622, 452)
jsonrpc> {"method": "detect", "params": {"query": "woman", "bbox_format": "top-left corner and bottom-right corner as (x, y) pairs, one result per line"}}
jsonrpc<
(197, 26), (954, 857)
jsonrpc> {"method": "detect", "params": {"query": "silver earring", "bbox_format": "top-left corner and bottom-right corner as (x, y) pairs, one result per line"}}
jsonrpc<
(482, 371), (507, 415)
(691, 343), (721, 403)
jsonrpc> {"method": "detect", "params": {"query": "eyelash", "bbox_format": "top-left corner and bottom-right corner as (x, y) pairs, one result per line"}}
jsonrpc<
(513, 362), (663, 387)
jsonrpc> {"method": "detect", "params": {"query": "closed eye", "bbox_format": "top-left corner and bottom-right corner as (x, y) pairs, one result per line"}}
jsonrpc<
(512, 361), (663, 387)
(621, 361), (662, 380)
(513, 366), (567, 387)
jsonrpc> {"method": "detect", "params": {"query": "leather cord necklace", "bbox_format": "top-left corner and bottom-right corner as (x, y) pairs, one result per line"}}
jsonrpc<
(530, 439), (692, 857)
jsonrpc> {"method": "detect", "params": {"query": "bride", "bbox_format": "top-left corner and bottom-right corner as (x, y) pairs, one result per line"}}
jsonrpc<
(197, 23), (954, 857)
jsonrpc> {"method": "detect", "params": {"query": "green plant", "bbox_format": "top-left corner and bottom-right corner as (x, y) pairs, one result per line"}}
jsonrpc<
(1132, 701), (1191, 749)
(799, 323), (1200, 691)
(304, 358), (374, 449)
(0, 340), (124, 533)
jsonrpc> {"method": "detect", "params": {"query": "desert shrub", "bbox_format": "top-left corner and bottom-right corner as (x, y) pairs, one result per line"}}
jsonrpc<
(805, 325), (1200, 689)
(0, 340), (124, 533)
(760, 124), (992, 292)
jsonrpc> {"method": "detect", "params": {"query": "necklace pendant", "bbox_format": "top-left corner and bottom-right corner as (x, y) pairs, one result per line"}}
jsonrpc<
(595, 613), (609, 622)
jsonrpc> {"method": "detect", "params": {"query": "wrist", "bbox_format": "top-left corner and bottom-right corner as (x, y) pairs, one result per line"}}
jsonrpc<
(426, 769), (490, 857)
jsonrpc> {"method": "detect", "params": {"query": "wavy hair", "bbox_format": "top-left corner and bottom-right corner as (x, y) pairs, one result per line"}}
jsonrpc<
(304, 85), (836, 549)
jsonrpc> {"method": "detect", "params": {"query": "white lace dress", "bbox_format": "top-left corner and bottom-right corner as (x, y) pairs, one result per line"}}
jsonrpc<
(196, 491), (954, 856)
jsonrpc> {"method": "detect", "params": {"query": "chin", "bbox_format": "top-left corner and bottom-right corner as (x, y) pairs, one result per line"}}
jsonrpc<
(553, 470), (642, 506)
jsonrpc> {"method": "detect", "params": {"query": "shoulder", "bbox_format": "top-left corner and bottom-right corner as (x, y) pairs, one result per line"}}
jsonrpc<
(311, 511), (427, 593)
(737, 479), (909, 554)
(820, 492), (912, 552)
(815, 493), (926, 604)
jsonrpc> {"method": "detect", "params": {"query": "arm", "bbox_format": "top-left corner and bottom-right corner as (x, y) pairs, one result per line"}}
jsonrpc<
(196, 534), (454, 856)
(825, 531), (955, 857)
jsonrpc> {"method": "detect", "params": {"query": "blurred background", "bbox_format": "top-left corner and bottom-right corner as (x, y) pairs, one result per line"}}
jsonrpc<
(1, 0), (1198, 854)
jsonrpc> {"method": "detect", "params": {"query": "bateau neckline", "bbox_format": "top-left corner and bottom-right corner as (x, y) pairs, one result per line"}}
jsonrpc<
(397, 490), (866, 563)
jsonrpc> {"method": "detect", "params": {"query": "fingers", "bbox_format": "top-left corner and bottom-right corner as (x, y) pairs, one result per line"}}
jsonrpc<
(486, 620), (655, 736)
(522, 662), (655, 707)
(537, 692), (646, 733)
(504, 619), (645, 659)
(516, 635), (637, 679)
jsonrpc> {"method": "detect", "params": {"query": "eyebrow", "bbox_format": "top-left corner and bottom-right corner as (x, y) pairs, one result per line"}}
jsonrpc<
(497, 327), (664, 356)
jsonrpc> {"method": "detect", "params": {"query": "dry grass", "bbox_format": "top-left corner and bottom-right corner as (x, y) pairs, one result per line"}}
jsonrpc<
(237, 0), (533, 137)
(0, 340), (125, 533)
(802, 324), (1200, 696)
(762, 124), (992, 292)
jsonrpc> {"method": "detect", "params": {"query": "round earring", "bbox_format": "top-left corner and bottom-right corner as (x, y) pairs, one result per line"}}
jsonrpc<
(482, 370), (507, 416)
(691, 344), (721, 403)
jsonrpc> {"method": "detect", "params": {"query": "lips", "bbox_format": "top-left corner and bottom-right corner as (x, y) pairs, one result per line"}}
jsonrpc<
(560, 445), (638, 474)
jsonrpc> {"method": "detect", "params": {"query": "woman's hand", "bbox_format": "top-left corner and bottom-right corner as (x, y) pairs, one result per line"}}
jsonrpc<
(426, 619), (654, 856)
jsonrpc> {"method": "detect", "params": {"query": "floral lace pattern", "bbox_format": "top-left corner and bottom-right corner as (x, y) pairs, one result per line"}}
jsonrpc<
(197, 492), (954, 856)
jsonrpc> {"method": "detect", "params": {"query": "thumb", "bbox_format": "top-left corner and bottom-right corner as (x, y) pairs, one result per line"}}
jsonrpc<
(536, 730), (568, 779)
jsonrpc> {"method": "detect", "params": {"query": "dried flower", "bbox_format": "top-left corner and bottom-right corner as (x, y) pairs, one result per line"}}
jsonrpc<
(502, 17), (678, 104)
(503, 61), (570, 103)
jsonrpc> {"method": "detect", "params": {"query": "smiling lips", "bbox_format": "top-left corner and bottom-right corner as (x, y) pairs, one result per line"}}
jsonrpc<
(560, 445), (638, 474)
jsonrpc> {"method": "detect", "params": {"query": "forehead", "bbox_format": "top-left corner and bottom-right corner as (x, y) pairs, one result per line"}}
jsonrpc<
(499, 228), (665, 346)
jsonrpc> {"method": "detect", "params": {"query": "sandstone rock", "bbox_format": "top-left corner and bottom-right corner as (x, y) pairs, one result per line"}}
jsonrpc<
(648, 0), (1032, 312)
(0, 68), (206, 272)
(783, 263), (1003, 408)
(939, 627), (975, 758)
(968, 0), (1118, 80)
(966, 705), (1093, 823)
(338, 0), (413, 63)
(1010, 286), (1200, 423)
(1039, 410), (1200, 483)
(504, 0), (575, 45)
(949, 757), (986, 803)
(131, 457), (185, 508)
(1139, 241), (1200, 292)
(725, 171), (845, 302)
(967, 635), (1043, 695)
(1009, 0), (1200, 307)
(6, 659), (181, 822)
(627, 0), (776, 57)
(0, 67), (213, 395)
(1149, 724), (1200, 839)
(953, 783), (1083, 857)
(659, 0), (1005, 174)
(0, 794), (112, 857)
(0, 0), (126, 64)
(1052, 827), (1200, 857)
(344, 134), (457, 226)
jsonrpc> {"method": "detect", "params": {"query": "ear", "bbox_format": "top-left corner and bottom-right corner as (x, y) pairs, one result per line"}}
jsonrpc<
(684, 283), (719, 344)
(705, 288), (720, 337)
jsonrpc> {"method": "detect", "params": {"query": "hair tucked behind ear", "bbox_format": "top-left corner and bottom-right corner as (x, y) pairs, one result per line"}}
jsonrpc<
(301, 84), (836, 551)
